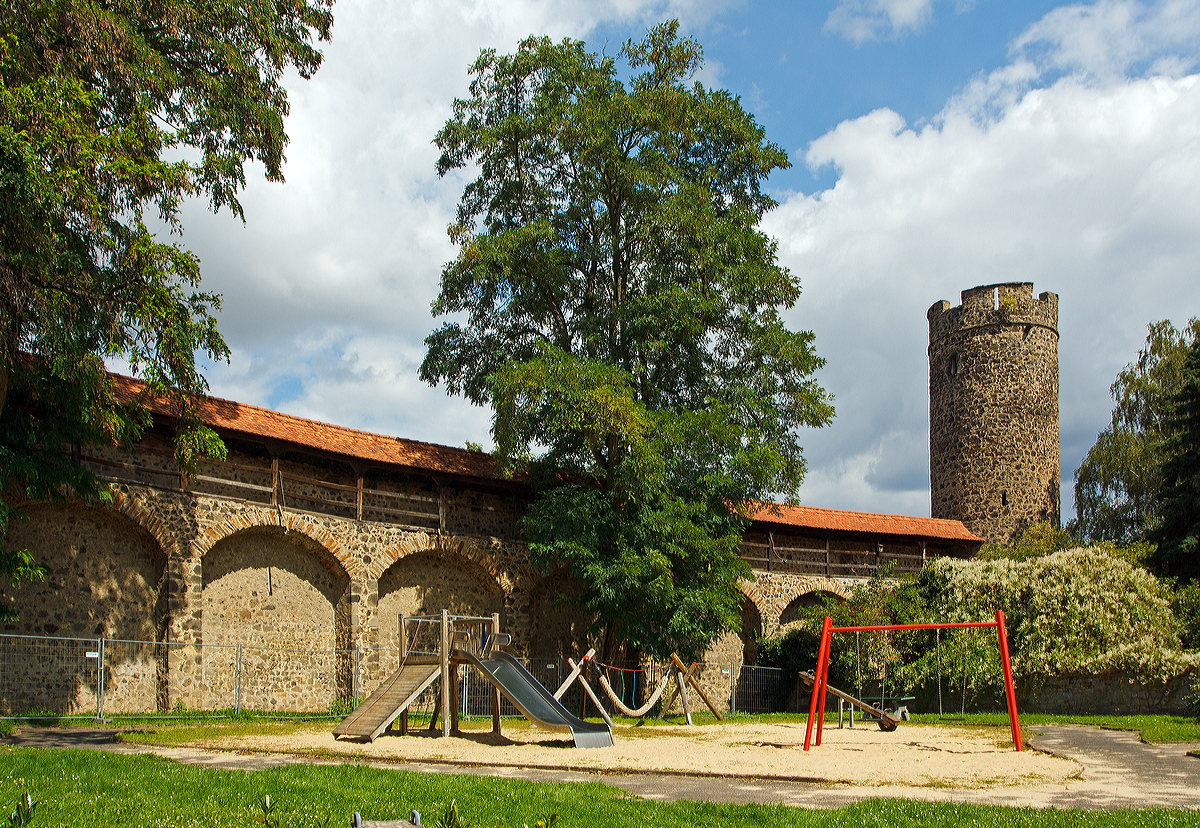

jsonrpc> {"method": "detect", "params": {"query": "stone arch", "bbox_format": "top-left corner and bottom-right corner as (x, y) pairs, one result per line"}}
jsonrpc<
(701, 591), (765, 668)
(736, 580), (769, 623)
(375, 539), (506, 656)
(0, 501), (170, 714)
(109, 488), (180, 560)
(194, 507), (356, 577)
(200, 525), (352, 711)
(2, 501), (168, 641)
(779, 589), (848, 627)
(375, 531), (510, 590)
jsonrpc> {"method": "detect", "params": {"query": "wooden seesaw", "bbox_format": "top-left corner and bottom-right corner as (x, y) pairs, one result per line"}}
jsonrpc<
(798, 671), (900, 732)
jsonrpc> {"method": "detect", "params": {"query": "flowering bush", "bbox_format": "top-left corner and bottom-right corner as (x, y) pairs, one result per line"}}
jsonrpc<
(925, 548), (1198, 684)
(759, 547), (1199, 710)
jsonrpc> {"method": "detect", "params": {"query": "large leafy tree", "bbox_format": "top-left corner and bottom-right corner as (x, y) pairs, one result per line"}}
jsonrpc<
(1073, 319), (1200, 544)
(1150, 338), (1200, 583)
(423, 23), (833, 661)
(0, 0), (334, 617)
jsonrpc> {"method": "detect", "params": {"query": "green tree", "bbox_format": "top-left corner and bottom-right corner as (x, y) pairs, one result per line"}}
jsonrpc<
(1150, 338), (1200, 583)
(1073, 318), (1200, 543)
(423, 23), (833, 661)
(0, 0), (333, 618)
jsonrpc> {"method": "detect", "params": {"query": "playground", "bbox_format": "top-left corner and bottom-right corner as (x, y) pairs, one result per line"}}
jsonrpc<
(293, 610), (1073, 789)
(198, 718), (1070, 788)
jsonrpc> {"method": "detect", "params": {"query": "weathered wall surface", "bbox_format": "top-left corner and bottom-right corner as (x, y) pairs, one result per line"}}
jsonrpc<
(1020, 672), (1195, 716)
(1, 472), (538, 712)
(0, 504), (167, 641)
(929, 283), (1059, 544)
(200, 528), (352, 710)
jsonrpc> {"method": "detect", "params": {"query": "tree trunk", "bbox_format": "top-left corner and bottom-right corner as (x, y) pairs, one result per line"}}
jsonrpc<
(0, 359), (8, 422)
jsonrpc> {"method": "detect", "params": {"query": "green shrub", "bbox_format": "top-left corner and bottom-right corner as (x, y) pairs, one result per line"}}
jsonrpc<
(1174, 583), (1200, 652)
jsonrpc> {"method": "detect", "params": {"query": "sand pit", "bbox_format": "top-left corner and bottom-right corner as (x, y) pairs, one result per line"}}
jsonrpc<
(204, 720), (1079, 789)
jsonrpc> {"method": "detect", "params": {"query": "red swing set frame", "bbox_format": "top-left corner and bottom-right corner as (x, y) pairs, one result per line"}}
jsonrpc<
(803, 609), (1022, 752)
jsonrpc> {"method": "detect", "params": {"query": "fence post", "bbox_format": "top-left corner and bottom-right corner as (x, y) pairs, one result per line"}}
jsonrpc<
(235, 644), (242, 714)
(354, 647), (361, 708)
(96, 637), (105, 721)
(729, 663), (735, 716)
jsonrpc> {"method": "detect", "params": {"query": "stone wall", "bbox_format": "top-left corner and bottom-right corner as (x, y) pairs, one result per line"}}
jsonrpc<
(0, 444), (887, 715)
(929, 283), (1060, 543)
(1020, 672), (1195, 716)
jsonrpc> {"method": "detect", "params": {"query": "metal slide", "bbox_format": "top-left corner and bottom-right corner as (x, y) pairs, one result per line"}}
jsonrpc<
(455, 649), (614, 748)
(333, 656), (441, 741)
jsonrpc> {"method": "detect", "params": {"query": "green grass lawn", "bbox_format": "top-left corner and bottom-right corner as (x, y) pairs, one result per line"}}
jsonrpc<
(1, 747), (1197, 828)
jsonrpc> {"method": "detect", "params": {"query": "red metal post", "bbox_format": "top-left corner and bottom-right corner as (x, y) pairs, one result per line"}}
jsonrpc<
(815, 622), (833, 745)
(995, 609), (1022, 751)
(803, 616), (832, 751)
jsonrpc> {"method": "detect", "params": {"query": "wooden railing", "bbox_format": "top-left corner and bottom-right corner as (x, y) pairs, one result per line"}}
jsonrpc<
(739, 538), (926, 578)
(81, 452), (441, 533)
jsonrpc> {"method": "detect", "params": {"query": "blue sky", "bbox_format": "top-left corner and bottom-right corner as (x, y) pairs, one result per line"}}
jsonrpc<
(596, 1), (1066, 193)
(143, 0), (1200, 522)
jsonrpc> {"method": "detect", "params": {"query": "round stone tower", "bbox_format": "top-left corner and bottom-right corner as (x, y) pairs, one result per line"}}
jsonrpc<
(928, 283), (1060, 544)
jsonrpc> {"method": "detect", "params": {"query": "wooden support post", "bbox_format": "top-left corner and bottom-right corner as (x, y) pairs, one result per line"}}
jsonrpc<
(671, 654), (724, 720)
(271, 458), (279, 506)
(440, 609), (450, 737)
(356, 476), (363, 521)
(674, 664), (694, 726)
(491, 612), (501, 735)
(568, 657), (614, 729)
(553, 649), (595, 699)
(767, 531), (775, 573)
(436, 478), (446, 534)
(658, 660), (699, 718)
(450, 661), (460, 734)
(825, 538), (830, 577)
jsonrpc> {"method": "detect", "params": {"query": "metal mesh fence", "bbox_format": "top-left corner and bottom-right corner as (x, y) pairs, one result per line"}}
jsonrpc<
(0, 633), (808, 719)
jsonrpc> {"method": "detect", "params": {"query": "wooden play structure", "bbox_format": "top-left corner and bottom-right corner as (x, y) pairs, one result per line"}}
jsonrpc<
(803, 610), (1022, 752)
(558, 651), (725, 725)
(334, 611), (613, 748)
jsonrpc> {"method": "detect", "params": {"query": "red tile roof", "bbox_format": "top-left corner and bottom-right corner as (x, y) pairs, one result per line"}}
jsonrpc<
(109, 373), (981, 543)
(109, 374), (504, 480)
(749, 502), (982, 544)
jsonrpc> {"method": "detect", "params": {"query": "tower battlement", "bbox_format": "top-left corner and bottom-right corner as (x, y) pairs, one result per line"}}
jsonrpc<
(928, 283), (1060, 544)
(928, 283), (1058, 344)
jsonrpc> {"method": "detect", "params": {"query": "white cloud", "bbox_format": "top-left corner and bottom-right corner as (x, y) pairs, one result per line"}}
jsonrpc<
(825, 0), (977, 43)
(774, 6), (1200, 517)
(1012, 0), (1200, 80)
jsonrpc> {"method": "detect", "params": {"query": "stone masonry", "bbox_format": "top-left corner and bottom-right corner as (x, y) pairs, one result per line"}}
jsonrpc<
(1, 471), (855, 714)
(928, 283), (1060, 544)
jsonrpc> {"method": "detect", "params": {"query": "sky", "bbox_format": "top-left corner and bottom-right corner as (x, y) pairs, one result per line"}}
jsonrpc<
(147, 0), (1200, 521)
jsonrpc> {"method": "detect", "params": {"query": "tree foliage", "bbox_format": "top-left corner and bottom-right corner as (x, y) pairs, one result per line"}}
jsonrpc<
(1073, 318), (1200, 543)
(424, 23), (833, 661)
(0, 0), (333, 610)
(1150, 337), (1200, 583)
